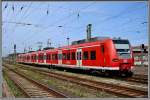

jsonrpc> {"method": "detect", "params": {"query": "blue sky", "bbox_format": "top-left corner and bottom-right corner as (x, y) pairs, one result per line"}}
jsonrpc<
(2, 1), (148, 57)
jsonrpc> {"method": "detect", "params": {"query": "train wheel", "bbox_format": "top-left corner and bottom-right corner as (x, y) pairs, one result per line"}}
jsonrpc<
(104, 72), (110, 77)
(48, 65), (53, 69)
(127, 71), (133, 77)
(119, 71), (133, 77)
(119, 71), (127, 77)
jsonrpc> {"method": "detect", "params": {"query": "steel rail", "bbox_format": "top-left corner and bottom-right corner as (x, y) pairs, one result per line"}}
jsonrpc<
(3, 67), (69, 98)
(4, 64), (147, 98)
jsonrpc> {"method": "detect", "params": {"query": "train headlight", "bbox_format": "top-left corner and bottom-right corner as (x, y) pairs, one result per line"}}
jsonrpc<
(112, 58), (119, 62)
(123, 59), (127, 63)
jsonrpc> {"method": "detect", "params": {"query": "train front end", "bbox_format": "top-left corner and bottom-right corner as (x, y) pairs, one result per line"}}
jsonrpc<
(112, 39), (134, 77)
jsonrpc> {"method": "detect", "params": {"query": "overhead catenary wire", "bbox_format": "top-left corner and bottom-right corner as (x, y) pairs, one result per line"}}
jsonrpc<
(3, 2), (34, 52)
(4, 2), (147, 54)
(2, 3), (21, 46)
(20, 2), (96, 48)
(46, 4), (49, 15)
(37, 3), (74, 29)
(11, 2), (33, 34)
(66, 3), (147, 37)
(2, 21), (42, 27)
(3, 3), (8, 11)
(3, 2), (32, 34)
(2, 3), (15, 31)
(93, 4), (147, 28)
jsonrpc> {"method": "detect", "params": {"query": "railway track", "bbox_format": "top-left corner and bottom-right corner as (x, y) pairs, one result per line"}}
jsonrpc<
(18, 63), (148, 84)
(3, 67), (69, 98)
(3, 64), (148, 98)
(124, 75), (148, 84)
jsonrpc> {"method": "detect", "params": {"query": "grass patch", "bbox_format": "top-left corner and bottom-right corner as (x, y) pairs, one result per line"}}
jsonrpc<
(14, 67), (117, 98)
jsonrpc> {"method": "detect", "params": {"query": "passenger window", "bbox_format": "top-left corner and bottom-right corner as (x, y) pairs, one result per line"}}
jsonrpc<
(71, 52), (75, 60)
(34, 55), (36, 60)
(44, 55), (46, 60)
(46, 55), (48, 60)
(83, 51), (88, 60)
(49, 54), (51, 60)
(63, 53), (66, 60)
(39, 55), (41, 60)
(77, 52), (81, 60)
(67, 53), (70, 60)
(55, 54), (58, 60)
(77, 52), (79, 60)
(40, 55), (43, 60)
(38, 55), (40, 60)
(42, 55), (44, 60)
(90, 51), (96, 60)
(52, 54), (55, 60)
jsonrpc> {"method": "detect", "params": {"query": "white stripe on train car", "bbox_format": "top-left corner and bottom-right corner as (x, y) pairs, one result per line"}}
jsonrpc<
(20, 61), (120, 70)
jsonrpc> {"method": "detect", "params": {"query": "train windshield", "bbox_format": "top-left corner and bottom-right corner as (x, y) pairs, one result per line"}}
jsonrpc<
(113, 40), (131, 59)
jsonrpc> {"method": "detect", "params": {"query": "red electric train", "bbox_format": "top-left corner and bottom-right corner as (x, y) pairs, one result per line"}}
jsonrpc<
(17, 37), (134, 77)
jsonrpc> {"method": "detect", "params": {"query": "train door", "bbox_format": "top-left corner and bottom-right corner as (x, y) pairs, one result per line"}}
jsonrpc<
(101, 44), (106, 67)
(76, 48), (82, 67)
(58, 50), (62, 65)
(36, 53), (38, 63)
(44, 52), (46, 64)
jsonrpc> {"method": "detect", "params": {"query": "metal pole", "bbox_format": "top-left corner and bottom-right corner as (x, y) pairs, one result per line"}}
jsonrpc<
(141, 44), (144, 67)
(47, 39), (51, 47)
(141, 49), (144, 67)
(86, 24), (92, 42)
(67, 37), (70, 46)
(14, 44), (16, 64)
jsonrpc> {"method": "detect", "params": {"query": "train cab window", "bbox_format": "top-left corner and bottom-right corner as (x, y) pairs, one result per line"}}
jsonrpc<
(71, 52), (75, 60)
(67, 53), (70, 60)
(83, 51), (88, 60)
(90, 51), (96, 60)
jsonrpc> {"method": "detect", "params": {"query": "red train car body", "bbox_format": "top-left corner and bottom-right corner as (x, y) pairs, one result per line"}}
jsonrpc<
(17, 37), (134, 76)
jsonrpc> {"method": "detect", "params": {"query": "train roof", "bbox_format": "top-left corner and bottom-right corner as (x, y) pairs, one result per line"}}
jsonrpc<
(18, 37), (130, 56)
(60, 38), (111, 50)
(71, 36), (110, 45)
